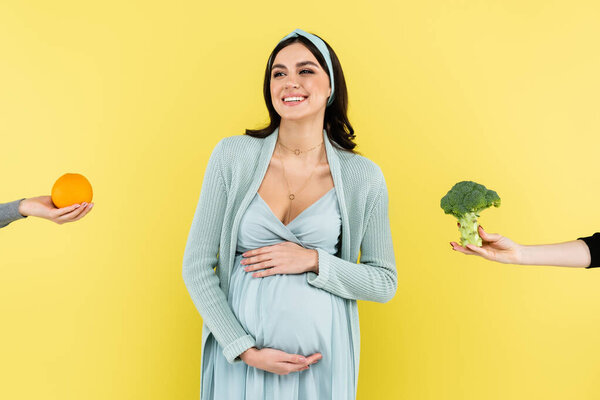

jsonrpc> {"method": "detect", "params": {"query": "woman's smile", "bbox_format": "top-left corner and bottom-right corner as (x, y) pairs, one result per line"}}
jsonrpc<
(282, 95), (308, 106)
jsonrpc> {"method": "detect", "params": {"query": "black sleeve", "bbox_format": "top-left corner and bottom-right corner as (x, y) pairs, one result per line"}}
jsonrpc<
(577, 233), (600, 268)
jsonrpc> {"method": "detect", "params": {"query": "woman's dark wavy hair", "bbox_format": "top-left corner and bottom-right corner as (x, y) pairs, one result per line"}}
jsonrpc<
(245, 33), (357, 153)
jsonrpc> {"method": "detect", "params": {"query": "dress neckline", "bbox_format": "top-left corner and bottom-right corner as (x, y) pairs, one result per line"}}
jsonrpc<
(256, 187), (335, 229)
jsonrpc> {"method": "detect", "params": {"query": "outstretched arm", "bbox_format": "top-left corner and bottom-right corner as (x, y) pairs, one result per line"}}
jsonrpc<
(451, 226), (596, 268)
(1, 196), (93, 228)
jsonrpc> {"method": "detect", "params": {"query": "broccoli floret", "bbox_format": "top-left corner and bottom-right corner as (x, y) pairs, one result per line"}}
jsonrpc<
(441, 181), (501, 246)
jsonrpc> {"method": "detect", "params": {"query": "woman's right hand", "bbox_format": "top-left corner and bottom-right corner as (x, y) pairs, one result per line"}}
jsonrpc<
(240, 347), (322, 375)
(451, 225), (523, 264)
(18, 196), (93, 224)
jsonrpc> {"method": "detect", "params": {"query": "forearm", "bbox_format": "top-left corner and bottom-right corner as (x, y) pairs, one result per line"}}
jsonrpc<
(182, 139), (256, 363)
(183, 256), (256, 361)
(307, 181), (397, 303)
(519, 240), (591, 268)
(307, 249), (397, 302)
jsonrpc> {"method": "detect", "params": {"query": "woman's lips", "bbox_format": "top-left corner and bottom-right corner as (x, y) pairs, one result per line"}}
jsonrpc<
(282, 97), (307, 106)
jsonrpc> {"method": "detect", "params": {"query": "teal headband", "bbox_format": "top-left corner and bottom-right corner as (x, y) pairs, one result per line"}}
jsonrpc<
(269, 28), (335, 107)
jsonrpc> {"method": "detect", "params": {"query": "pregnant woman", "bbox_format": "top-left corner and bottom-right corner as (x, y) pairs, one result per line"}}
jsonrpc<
(183, 29), (397, 399)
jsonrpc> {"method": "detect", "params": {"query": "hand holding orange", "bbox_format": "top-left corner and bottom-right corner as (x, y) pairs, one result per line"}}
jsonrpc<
(51, 173), (94, 208)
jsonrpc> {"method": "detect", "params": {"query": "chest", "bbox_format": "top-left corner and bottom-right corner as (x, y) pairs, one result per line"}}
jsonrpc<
(236, 187), (341, 254)
(257, 158), (335, 226)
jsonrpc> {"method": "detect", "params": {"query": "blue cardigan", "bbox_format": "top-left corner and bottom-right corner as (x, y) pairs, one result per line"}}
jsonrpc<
(182, 126), (398, 389)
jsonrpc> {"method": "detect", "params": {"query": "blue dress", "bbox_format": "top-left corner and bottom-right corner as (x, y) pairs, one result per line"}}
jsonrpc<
(201, 187), (356, 399)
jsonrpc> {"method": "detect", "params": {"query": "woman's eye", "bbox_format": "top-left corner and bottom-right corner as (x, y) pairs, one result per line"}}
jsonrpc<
(273, 69), (313, 78)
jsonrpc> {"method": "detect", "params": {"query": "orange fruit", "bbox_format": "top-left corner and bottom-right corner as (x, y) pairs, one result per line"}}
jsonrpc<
(51, 173), (93, 208)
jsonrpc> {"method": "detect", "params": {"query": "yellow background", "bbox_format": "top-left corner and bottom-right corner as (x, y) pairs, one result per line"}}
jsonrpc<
(1, 0), (599, 398)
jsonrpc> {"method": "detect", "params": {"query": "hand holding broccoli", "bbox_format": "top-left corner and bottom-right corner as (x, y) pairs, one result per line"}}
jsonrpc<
(441, 181), (501, 246)
(451, 225), (523, 264)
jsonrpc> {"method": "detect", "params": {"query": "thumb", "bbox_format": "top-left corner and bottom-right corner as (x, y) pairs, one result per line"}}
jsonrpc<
(479, 226), (501, 242)
(285, 353), (307, 364)
(306, 353), (323, 364)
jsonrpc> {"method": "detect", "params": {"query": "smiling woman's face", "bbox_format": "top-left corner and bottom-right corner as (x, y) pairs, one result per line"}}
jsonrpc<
(270, 42), (332, 121)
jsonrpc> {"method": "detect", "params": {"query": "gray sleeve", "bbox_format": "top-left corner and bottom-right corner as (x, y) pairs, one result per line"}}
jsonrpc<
(0, 199), (27, 229)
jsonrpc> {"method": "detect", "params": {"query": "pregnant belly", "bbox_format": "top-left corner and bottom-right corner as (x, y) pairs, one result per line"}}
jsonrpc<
(229, 254), (333, 355)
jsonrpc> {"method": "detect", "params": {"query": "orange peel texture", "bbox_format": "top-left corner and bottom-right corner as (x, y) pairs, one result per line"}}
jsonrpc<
(51, 173), (93, 208)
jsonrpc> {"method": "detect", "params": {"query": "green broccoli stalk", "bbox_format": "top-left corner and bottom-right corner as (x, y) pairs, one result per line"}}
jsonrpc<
(441, 181), (501, 246)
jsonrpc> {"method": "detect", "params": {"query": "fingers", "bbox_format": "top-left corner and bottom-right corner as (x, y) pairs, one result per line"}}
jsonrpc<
(285, 362), (310, 373)
(70, 203), (94, 221)
(451, 240), (488, 257)
(264, 349), (322, 375)
(283, 352), (322, 373)
(283, 352), (321, 365)
(243, 253), (276, 276)
(284, 353), (308, 364)
(454, 224), (501, 245)
(244, 261), (273, 273)
(242, 242), (291, 258)
(250, 266), (279, 278)
(55, 203), (92, 223)
(242, 245), (274, 258)
(243, 261), (267, 272)
(478, 226), (501, 243)
(465, 243), (491, 258)
(280, 353), (310, 373)
(241, 253), (272, 267)
(52, 203), (82, 217)
(450, 242), (479, 256)
(305, 353), (323, 364)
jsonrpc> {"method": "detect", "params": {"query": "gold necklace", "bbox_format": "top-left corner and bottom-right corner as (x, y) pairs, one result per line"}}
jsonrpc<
(277, 143), (322, 224)
(278, 140), (323, 156)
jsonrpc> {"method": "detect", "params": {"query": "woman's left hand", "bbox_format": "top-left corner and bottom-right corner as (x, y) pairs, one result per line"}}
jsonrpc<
(241, 242), (318, 278)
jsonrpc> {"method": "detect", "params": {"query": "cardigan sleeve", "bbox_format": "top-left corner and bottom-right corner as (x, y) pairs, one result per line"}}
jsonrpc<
(577, 233), (600, 268)
(182, 140), (256, 364)
(0, 199), (27, 229)
(306, 177), (397, 303)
